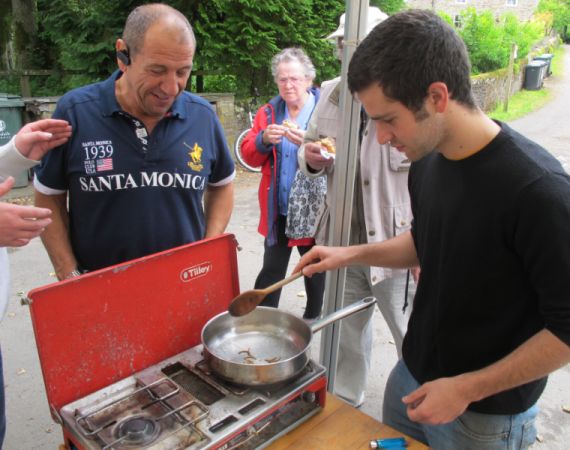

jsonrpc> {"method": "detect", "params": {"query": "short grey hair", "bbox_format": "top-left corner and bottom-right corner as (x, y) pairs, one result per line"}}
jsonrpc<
(122, 3), (196, 56)
(271, 47), (316, 82)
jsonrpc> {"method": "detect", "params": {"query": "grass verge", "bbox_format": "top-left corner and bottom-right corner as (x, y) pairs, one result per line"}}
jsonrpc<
(489, 46), (564, 122)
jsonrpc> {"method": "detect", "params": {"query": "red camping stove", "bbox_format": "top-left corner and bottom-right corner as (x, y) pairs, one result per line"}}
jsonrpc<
(26, 234), (327, 450)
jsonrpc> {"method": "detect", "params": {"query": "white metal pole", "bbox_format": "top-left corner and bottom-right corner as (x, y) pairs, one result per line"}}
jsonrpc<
(319, 0), (370, 392)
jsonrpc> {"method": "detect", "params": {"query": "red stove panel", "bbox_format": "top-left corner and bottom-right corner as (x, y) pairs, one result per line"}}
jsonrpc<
(27, 234), (240, 418)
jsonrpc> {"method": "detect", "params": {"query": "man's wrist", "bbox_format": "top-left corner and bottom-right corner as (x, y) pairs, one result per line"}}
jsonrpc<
(307, 163), (320, 173)
(64, 269), (82, 280)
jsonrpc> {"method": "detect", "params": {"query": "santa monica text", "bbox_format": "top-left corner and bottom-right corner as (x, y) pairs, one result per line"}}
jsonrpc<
(79, 172), (207, 191)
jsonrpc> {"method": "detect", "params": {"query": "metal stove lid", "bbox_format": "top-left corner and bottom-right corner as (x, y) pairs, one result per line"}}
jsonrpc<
(27, 234), (240, 418)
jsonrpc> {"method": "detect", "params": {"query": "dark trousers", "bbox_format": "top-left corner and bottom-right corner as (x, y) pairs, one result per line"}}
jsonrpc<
(255, 215), (325, 319)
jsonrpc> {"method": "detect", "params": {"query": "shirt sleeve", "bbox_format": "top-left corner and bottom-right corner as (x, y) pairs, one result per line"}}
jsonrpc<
(515, 173), (570, 345)
(208, 112), (235, 186)
(0, 136), (40, 181)
(298, 103), (326, 178)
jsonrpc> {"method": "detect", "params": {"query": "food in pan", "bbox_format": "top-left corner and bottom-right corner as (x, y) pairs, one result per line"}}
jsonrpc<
(282, 119), (299, 129)
(264, 357), (281, 363)
(238, 348), (281, 364)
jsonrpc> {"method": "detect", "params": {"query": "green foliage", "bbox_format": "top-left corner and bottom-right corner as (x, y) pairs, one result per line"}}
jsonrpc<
(26, 0), (344, 98)
(538, 0), (570, 38)
(1, 2), (550, 98)
(170, 0), (344, 97)
(501, 13), (544, 63)
(35, 0), (133, 92)
(200, 74), (237, 94)
(0, 0), (12, 67)
(455, 8), (544, 74)
(459, 9), (508, 74)
(371, 0), (405, 15)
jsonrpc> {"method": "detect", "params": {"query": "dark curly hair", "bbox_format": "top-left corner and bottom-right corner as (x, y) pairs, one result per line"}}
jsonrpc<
(348, 9), (476, 113)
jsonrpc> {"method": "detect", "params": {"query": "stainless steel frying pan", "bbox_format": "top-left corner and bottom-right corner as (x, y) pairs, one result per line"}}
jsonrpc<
(201, 297), (376, 386)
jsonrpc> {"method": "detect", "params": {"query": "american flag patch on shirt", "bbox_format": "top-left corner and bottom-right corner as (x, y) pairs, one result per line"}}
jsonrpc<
(97, 158), (114, 172)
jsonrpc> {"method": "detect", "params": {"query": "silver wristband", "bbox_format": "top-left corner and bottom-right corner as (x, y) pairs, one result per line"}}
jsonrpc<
(65, 269), (82, 279)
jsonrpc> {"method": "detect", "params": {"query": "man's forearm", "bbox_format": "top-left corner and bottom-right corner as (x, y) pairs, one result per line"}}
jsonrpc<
(204, 183), (234, 238)
(295, 230), (419, 278)
(459, 329), (570, 404)
(353, 230), (419, 269)
(34, 191), (78, 280)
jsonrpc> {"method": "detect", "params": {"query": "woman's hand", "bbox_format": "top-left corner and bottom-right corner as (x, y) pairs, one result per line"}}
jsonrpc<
(284, 127), (305, 146)
(262, 124), (286, 145)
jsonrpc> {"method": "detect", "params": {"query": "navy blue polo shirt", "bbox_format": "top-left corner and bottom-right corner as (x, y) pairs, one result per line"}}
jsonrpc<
(34, 71), (235, 271)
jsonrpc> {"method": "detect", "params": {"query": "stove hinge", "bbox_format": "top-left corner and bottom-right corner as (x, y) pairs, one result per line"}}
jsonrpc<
(50, 404), (63, 425)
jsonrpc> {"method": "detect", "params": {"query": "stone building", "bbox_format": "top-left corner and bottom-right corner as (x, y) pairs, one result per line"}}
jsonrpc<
(405, 0), (539, 22)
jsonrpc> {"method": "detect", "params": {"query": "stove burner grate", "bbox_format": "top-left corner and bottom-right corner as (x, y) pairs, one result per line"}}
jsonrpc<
(162, 362), (224, 405)
(74, 378), (209, 449)
(114, 415), (160, 446)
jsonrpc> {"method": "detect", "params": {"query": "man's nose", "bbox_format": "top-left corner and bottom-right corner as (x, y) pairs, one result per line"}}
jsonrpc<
(161, 73), (180, 96)
(375, 123), (392, 145)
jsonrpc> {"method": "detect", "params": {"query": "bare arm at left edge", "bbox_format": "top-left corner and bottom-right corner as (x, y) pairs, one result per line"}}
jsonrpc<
(404, 329), (570, 425)
(204, 182), (234, 238)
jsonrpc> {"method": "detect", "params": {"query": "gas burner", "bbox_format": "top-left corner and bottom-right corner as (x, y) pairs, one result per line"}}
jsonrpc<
(115, 415), (160, 446)
(60, 345), (327, 449)
(72, 377), (208, 449)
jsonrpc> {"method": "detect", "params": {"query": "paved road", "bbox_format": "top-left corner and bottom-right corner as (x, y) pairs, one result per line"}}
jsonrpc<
(509, 46), (570, 172)
(1, 46), (569, 449)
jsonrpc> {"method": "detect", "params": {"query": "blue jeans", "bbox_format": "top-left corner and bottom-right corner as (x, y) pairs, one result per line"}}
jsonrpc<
(383, 359), (538, 450)
(0, 346), (5, 448)
(334, 268), (412, 406)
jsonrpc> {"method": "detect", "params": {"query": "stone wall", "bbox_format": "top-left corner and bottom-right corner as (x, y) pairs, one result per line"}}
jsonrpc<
(23, 96), (59, 120)
(199, 93), (238, 150)
(471, 37), (557, 111)
(406, 0), (539, 21)
(471, 65), (524, 111)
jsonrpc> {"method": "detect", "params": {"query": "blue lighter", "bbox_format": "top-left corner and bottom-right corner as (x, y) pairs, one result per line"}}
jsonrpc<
(369, 437), (407, 448)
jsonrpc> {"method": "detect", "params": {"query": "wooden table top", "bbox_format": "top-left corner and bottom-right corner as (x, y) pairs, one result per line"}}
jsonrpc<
(267, 393), (430, 449)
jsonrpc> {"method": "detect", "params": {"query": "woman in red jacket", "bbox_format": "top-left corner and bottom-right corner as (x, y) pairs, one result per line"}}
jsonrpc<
(240, 47), (324, 320)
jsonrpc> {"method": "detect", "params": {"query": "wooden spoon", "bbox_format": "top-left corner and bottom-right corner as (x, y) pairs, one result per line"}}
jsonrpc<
(228, 271), (303, 317)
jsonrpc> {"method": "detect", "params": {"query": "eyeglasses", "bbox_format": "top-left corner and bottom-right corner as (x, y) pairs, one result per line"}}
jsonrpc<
(277, 76), (306, 86)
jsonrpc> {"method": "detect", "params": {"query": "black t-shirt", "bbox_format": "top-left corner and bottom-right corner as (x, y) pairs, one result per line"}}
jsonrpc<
(404, 121), (570, 414)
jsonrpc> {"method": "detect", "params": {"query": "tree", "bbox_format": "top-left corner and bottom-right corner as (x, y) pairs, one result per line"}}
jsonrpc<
(21, 0), (345, 98)
(36, 0), (132, 93)
(1, 0), (40, 95)
(371, 0), (405, 15)
(538, 0), (570, 39)
(170, 0), (344, 97)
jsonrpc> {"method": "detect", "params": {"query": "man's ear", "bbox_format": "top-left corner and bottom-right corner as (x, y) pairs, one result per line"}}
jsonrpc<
(115, 39), (131, 69)
(426, 82), (449, 113)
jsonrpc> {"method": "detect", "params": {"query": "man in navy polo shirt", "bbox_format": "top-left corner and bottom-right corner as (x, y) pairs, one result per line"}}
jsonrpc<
(34, 3), (235, 280)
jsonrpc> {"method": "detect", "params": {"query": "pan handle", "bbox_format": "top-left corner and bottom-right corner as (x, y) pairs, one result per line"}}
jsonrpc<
(310, 297), (377, 333)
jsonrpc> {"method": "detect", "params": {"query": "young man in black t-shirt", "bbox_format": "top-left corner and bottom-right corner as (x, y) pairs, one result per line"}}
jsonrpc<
(294, 9), (570, 449)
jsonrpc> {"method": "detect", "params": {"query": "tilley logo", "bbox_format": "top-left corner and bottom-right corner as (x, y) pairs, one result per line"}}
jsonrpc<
(0, 120), (6, 133)
(180, 262), (212, 282)
(184, 142), (204, 172)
